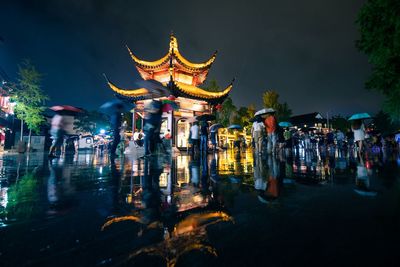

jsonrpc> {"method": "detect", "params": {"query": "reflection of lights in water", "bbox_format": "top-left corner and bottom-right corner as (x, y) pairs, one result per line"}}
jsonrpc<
(115, 211), (232, 266)
(101, 215), (141, 231)
(0, 187), (8, 209)
(176, 156), (189, 186)
(99, 166), (103, 174)
(159, 173), (168, 187)
(192, 194), (203, 203)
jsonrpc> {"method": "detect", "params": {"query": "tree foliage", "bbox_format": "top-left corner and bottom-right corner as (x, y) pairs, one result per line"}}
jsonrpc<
(10, 60), (48, 133)
(74, 110), (109, 135)
(216, 97), (237, 127)
(330, 115), (350, 132)
(262, 90), (292, 121)
(202, 78), (221, 92)
(373, 110), (400, 134)
(356, 0), (400, 122)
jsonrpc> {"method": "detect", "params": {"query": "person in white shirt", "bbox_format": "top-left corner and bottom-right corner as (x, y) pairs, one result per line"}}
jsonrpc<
(190, 122), (200, 154)
(251, 118), (265, 155)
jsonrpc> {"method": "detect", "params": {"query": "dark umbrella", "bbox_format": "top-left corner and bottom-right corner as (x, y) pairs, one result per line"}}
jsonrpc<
(210, 123), (223, 132)
(250, 116), (263, 123)
(196, 114), (216, 121)
(227, 124), (242, 130)
(100, 99), (135, 115)
(136, 79), (170, 98)
(50, 105), (82, 113)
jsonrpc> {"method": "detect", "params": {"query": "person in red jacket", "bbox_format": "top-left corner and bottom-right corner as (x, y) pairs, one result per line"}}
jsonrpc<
(264, 113), (277, 154)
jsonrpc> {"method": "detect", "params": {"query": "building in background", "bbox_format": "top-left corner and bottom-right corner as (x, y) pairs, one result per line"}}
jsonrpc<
(0, 70), (16, 150)
(106, 33), (234, 149)
(290, 112), (325, 130)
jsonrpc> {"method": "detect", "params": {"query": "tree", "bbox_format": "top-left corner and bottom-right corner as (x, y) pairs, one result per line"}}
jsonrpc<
(236, 105), (256, 134)
(10, 60), (48, 149)
(202, 78), (221, 92)
(330, 115), (350, 132)
(356, 0), (400, 122)
(373, 110), (400, 134)
(262, 90), (292, 121)
(74, 110), (109, 135)
(216, 97), (237, 127)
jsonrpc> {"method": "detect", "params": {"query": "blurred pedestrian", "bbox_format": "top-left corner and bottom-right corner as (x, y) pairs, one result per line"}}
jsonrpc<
(251, 117), (264, 155)
(283, 128), (292, 152)
(143, 100), (162, 156)
(210, 130), (217, 151)
(110, 105), (122, 156)
(200, 121), (209, 153)
(190, 122), (200, 154)
(48, 113), (66, 158)
(264, 113), (277, 154)
(336, 129), (345, 150)
(352, 119), (366, 153)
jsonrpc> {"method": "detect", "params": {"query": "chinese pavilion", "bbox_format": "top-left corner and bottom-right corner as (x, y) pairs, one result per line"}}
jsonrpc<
(106, 33), (234, 148)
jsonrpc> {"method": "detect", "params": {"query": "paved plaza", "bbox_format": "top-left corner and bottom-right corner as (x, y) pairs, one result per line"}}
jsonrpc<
(0, 150), (399, 266)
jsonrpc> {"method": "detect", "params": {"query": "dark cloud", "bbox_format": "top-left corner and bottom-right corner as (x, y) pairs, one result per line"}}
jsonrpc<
(0, 0), (382, 115)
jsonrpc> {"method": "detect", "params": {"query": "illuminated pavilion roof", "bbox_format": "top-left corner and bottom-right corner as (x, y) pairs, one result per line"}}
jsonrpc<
(106, 34), (233, 104)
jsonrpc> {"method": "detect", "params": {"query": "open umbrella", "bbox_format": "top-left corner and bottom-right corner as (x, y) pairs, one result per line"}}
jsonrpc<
(348, 113), (371, 121)
(100, 99), (135, 115)
(186, 117), (197, 123)
(227, 124), (242, 130)
(136, 79), (169, 97)
(210, 123), (223, 132)
(50, 105), (82, 113)
(255, 108), (275, 116)
(278, 121), (293, 127)
(250, 116), (263, 123)
(196, 114), (216, 121)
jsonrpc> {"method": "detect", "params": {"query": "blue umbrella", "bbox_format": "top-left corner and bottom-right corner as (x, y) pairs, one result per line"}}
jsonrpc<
(227, 124), (242, 130)
(210, 123), (223, 132)
(278, 121), (293, 127)
(348, 113), (371, 121)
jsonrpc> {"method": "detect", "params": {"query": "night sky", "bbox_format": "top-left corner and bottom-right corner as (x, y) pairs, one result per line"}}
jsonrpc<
(0, 0), (383, 116)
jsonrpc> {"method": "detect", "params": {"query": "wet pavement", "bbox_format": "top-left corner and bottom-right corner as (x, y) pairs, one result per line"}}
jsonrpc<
(1, 150), (400, 266)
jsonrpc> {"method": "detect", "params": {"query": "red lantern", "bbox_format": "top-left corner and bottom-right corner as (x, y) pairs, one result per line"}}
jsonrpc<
(215, 104), (222, 111)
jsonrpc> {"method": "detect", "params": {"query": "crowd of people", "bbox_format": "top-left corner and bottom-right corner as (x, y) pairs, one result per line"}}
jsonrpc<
(251, 112), (400, 158)
(47, 100), (400, 160)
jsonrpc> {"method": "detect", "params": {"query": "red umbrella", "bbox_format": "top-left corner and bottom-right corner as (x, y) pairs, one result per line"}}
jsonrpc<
(50, 105), (82, 113)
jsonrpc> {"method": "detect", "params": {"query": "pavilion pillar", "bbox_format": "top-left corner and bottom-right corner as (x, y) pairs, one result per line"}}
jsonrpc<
(132, 109), (136, 133)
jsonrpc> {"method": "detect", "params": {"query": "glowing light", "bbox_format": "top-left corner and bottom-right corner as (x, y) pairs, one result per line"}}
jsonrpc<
(99, 129), (106, 134)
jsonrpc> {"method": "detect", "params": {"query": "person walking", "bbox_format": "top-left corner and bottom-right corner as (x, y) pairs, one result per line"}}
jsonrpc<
(190, 122), (200, 154)
(143, 101), (162, 156)
(251, 117), (264, 155)
(210, 130), (218, 152)
(336, 129), (345, 150)
(48, 113), (66, 158)
(352, 119), (366, 154)
(200, 121), (209, 153)
(110, 105), (122, 156)
(283, 127), (292, 153)
(264, 113), (277, 154)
